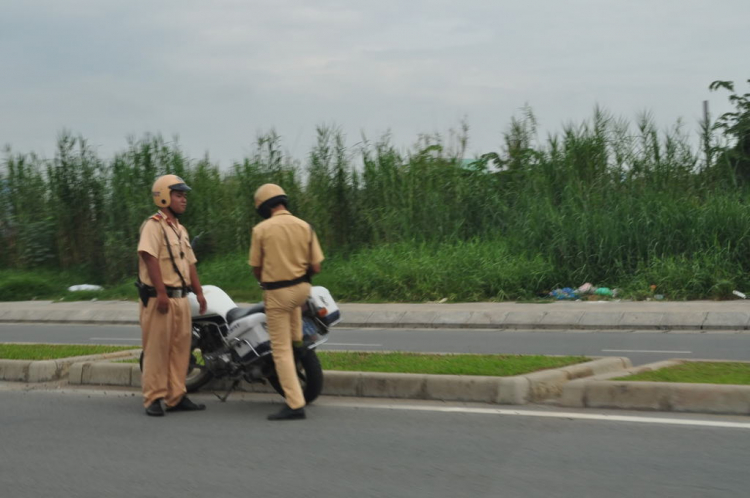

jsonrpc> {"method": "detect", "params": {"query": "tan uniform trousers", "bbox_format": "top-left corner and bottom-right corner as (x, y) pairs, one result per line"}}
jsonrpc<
(265, 282), (311, 410)
(140, 296), (192, 408)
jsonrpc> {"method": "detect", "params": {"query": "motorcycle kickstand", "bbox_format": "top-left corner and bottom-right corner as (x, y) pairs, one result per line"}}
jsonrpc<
(214, 379), (240, 402)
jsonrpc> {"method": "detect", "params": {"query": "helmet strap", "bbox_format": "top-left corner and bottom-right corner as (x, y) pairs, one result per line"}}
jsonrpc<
(257, 205), (271, 219)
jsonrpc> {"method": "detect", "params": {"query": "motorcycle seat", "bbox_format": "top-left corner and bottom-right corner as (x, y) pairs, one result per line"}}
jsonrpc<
(226, 303), (265, 324)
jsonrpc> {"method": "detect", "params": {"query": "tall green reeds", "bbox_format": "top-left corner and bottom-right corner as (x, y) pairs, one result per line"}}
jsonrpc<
(2, 88), (750, 300)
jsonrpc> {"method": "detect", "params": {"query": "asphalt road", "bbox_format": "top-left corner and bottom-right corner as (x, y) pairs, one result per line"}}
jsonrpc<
(1, 323), (749, 365)
(1, 386), (748, 498)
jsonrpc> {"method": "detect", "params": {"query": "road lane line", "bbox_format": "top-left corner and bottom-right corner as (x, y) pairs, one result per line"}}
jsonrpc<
(324, 400), (750, 429)
(601, 349), (692, 354)
(89, 338), (383, 347)
(22, 388), (750, 430)
(89, 338), (141, 342)
(322, 343), (383, 347)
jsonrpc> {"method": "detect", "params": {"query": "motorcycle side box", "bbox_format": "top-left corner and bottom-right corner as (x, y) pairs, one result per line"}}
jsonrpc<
(308, 286), (341, 326)
(227, 312), (272, 361)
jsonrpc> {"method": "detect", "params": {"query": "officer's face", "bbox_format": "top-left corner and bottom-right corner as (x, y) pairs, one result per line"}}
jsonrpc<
(170, 191), (187, 214)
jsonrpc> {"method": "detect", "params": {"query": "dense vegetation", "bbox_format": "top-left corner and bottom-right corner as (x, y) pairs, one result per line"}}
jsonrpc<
(2, 80), (750, 301)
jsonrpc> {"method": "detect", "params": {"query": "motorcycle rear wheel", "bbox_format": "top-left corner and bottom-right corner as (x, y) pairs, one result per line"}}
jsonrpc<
(268, 350), (324, 404)
(139, 348), (214, 393)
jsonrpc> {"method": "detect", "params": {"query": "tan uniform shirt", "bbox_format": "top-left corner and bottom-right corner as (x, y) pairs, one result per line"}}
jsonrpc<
(248, 210), (324, 283)
(138, 213), (197, 288)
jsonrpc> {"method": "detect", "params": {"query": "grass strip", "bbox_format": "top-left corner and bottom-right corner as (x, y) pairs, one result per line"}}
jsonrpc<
(616, 362), (750, 385)
(117, 352), (587, 375)
(317, 352), (586, 377)
(0, 344), (136, 360)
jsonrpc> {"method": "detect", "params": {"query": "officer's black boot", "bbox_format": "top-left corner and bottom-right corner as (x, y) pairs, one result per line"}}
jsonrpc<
(166, 396), (206, 412)
(268, 404), (306, 421)
(145, 398), (165, 417)
(293, 340), (307, 360)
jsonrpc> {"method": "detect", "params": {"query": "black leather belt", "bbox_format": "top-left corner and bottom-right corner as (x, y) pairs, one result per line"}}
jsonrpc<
(261, 275), (310, 291)
(166, 287), (190, 298)
(143, 286), (191, 298)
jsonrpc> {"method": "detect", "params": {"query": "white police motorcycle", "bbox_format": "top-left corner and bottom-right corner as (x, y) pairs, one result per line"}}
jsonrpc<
(139, 284), (340, 403)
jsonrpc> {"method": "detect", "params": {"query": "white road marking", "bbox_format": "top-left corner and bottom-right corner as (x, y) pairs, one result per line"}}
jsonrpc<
(88, 338), (383, 347)
(89, 338), (141, 342)
(14, 387), (749, 430)
(322, 343), (383, 347)
(602, 349), (692, 354)
(324, 400), (750, 430)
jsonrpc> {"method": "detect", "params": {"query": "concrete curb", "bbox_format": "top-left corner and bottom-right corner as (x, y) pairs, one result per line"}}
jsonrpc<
(66, 357), (629, 405)
(0, 349), (140, 383)
(3, 308), (750, 331)
(558, 359), (750, 415)
(357, 310), (750, 331)
(0, 307), (138, 325)
(69, 362), (142, 387)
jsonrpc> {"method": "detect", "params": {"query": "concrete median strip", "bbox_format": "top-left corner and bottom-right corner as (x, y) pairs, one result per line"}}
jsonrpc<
(559, 359), (750, 415)
(7, 352), (750, 415)
(69, 361), (142, 387)
(0, 350), (140, 383)
(61, 356), (630, 405)
(4, 303), (750, 331)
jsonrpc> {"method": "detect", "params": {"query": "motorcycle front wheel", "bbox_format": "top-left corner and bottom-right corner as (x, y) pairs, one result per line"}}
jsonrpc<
(139, 347), (214, 393)
(268, 350), (324, 404)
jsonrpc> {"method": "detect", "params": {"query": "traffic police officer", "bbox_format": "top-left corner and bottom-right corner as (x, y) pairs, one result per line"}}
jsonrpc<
(137, 174), (208, 417)
(249, 184), (324, 421)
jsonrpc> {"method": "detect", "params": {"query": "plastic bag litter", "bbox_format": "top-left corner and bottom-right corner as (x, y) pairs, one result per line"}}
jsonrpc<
(550, 287), (577, 300)
(551, 284), (618, 300)
(67, 284), (103, 292)
(578, 283), (594, 294)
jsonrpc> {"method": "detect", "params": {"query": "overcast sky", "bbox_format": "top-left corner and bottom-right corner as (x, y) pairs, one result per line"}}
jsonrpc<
(1, 0), (748, 167)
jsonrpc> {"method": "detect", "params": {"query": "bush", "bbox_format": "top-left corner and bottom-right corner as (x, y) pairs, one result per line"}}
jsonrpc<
(324, 240), (555, 302)
(0, 274), (59, 301)
(620, 252), (748, 300)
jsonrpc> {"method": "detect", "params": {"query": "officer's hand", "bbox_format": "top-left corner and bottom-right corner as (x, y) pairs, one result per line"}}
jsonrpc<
(197, 293), (207, 315)
(156, 292), (170, 314)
